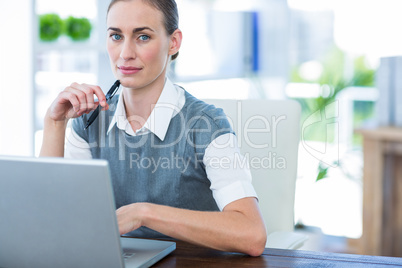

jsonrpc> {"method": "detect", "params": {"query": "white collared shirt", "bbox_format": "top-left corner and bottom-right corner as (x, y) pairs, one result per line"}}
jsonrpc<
(65, 78), (257, 210)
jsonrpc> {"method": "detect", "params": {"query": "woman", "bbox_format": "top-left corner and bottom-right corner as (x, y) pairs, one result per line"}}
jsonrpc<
(40, 0), (266, 256)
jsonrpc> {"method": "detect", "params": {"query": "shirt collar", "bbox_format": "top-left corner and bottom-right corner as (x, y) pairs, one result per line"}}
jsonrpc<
(107, 78), (180, 141)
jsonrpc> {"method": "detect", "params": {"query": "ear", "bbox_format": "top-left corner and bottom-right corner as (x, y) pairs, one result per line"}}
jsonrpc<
(168, 29), (182, 56)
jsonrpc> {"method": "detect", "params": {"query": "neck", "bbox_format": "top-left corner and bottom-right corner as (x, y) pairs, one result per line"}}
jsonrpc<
(122, 74), (166, 132)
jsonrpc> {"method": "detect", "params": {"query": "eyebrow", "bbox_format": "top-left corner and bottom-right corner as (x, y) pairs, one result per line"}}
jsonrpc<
(107, 27), (155, 33)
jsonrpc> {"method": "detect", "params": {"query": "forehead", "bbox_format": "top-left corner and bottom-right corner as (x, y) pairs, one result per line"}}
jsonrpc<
(107, 0), (164, 31)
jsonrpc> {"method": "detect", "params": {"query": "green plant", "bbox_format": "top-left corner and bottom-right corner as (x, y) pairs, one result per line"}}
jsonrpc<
(292, 47), (375, 142)
(316, 162), (329, 182)
(64, 16), (92, 41)
(39, 13), (64, 41)
(293, 47), (374, 118)
(290, 46), (376, 181)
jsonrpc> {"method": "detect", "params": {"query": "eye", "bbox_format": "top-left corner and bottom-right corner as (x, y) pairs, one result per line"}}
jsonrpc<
(138, 35), (150, 41)
(111, 34), (122, 41)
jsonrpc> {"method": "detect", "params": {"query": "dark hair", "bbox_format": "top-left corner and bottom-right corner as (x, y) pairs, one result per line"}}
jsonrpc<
(107, 0), (180, 60)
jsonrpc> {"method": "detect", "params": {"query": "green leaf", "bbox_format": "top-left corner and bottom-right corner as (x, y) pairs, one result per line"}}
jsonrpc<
(39, 13), (63, 42)
(316, 165), (329, 182)
(64, 16), (92, 41)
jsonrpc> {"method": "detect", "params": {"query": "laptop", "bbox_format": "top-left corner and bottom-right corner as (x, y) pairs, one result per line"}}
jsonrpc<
(0, 156), (175, 268)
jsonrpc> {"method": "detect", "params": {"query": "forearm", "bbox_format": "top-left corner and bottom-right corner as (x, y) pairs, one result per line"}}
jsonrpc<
(140, 199), (266, 256)
(39, 112), (69, 157)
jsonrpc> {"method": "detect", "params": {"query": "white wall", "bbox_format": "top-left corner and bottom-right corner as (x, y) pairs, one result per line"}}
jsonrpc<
(0, 0), (33, 156)
(212, 0), (291, 99)
(256, 0), (290, 99)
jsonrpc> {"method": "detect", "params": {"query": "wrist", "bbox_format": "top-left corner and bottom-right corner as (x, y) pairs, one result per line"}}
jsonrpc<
(138, 202), (153, 228)
(44, 109), (69, 130)
(40, 109), (69, 157)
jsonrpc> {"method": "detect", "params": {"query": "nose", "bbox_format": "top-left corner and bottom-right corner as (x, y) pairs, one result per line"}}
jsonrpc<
(120, 40), (136, 61)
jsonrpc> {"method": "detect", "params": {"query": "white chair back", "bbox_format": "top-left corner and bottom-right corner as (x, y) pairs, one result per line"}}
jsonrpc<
(203, 99), (301, 235)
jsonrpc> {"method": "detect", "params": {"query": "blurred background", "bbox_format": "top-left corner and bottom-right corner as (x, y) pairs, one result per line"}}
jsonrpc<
(1, 0), (402, 255)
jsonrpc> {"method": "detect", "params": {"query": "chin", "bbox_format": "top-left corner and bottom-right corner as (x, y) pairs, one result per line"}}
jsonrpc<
(117, 77), (138, 89)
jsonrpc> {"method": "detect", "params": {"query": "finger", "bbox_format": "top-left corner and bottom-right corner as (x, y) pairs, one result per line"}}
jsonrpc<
(65, 86), (89, 115)
(69, 82), (94, 113)
(69, 83), (104, 114)
(101, 103), (109, 111)
(58, 91), (81, 116)
(82, 83), (107, 107)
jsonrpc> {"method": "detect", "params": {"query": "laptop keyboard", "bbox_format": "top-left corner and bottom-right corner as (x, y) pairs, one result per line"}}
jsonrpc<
(122, 249), (136, 260)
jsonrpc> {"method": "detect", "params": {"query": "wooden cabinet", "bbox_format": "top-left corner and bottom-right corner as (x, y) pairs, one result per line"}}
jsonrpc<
(356, 127), (402, 257)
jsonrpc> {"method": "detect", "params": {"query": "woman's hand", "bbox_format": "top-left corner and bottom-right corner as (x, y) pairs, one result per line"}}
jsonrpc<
(47, 82), (108, 122)
(116, 203), (148, 235)
(40, 82), (109, 157)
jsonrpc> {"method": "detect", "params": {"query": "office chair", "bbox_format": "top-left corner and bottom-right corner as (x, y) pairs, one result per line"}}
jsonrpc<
(203, 99), (308, 249)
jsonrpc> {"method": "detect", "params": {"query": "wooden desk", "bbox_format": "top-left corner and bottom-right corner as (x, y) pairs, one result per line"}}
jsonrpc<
(356, 127), (402, 257)
(153, 240), (402, 267)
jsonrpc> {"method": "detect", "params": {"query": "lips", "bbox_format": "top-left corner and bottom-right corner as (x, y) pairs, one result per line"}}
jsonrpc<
(118, 66), (142, 75)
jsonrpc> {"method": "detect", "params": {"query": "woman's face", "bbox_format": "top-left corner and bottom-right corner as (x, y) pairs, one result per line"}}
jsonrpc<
(106, 0), (176, 90)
